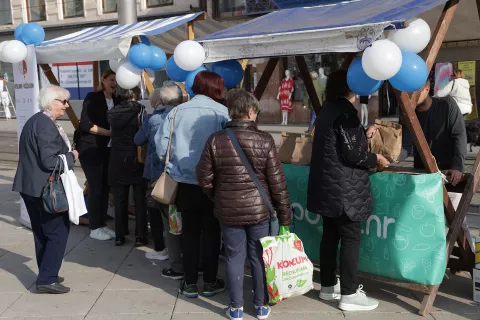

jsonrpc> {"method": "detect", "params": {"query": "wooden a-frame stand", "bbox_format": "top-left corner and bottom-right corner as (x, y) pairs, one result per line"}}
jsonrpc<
(253, 0), (477, 316)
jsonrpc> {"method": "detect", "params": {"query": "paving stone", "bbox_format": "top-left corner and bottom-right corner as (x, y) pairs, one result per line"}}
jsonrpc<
(86, 314), (171, 320)
(0, 292), (22, 315)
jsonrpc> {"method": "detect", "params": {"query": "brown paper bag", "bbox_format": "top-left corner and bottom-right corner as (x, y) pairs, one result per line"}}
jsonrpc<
(368, 119), (402, 163)
(291, 136), (314, 166)
(279, 132), (301, 163)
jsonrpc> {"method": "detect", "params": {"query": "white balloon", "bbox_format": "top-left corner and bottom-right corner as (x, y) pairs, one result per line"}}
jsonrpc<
(173, 40), (205, 71)
(116, 62), (142, 89)
(387, 18), (431, 54)
(0, 41), (8, 62)
(2, 40), (27, 64)
(362, 39), (402, 80)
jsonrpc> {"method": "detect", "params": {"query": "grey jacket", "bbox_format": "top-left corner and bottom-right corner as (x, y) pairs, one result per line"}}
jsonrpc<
(13, 112), (75, 198)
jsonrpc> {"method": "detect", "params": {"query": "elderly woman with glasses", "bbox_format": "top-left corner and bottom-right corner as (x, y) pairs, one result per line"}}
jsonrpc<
(13, 85), (79, 294)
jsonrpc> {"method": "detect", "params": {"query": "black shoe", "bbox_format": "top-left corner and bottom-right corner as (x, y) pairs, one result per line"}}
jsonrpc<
(135, 236), (148, 247)
(115, 236), (126, 246)
(58, 276), (64, 284)
(36, 283), (70, 294)
(179, 280), (198, 298)
(162, 267), (184, 280)
(202, 279), (226, 297)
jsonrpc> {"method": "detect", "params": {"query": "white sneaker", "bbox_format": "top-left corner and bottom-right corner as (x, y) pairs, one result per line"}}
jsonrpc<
(338, 285), (379, 311)
(145, 248), (169, 261)
(319, 280), (341, 300)
(90, 228), (113, 241)
(102, 227), (115, 238)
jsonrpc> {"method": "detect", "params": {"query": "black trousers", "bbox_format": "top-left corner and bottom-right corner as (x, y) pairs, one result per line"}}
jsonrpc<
(113, 184), (147, 237)
(176, 183), (221, 285)
(148, 205), (166, 251)
(21, 193), (70, 285)
(80, 151), (110, 230)
(320, 214), (362, 295)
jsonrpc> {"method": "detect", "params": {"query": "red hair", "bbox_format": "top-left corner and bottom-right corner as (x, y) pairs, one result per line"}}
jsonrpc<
(192, 71), (225, 104)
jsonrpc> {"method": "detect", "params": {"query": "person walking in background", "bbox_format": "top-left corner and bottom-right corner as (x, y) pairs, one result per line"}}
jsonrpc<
(156, 71), (229, 298)
(108, 88), (147, 247)
(135, 82), (185, 280)
(77, 69), (118, 241)
(435, 70), (472, 115)
(197, 89), (291, 320)
(13, 85), (78, 294)
(303, 71), (325, 134)
(307, 70), (389, 311)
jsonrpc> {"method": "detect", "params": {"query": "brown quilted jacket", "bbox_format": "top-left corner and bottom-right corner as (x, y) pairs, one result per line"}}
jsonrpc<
(196, 120), (291, 226)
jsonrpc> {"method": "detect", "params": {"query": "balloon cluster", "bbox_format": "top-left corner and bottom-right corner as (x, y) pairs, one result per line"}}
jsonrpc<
(348, 18), (431, 94)
(109, 37), (167, 89)
(167, 40), (244, 97)
(0, 22), (45, 64)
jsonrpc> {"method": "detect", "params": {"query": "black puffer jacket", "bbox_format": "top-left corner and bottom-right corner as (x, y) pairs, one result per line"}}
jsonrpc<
(307, 98), (375, 221)
(107, 101), (144, 186)
(196, 120), (291, 226)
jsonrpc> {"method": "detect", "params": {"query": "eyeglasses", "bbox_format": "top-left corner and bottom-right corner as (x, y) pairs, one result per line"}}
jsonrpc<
(55, 99), (69, 106)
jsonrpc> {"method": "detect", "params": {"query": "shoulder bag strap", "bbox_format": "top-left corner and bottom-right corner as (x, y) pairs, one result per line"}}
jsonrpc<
(225, 128), (276, 218)
(450, 79), (455, 94)
(164, 108), (179, 166)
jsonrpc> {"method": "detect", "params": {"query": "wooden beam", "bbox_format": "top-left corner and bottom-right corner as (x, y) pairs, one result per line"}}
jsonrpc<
(143, 70), (154, 95)
(193, 12), (207, 21)
(295, 56), (321, 112)
(340, 53), (357, 70)
(39, 64), (80, 129)
(188, 21), (194, 40)
(93, 61), (99, 91)
(254, 58), (279, 101)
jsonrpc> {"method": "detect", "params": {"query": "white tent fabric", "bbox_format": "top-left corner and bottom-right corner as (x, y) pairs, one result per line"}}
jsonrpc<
(35, 13), (208, 64)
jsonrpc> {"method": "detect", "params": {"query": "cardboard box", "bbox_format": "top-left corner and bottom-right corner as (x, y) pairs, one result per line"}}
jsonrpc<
(474, 268), (480, 303)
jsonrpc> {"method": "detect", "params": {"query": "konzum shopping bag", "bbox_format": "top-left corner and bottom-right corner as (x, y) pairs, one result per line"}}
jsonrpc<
(368, 120), (402, 163)
(261, 227), (313, 303)
(290, 136), (313, 166)
(279, 132), (301, 163)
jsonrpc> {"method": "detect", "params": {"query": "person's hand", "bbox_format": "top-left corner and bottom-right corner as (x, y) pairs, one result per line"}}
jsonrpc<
(72, 150), (79, 161)
(376, 154), (390, 168)
(366, 124), (379, 139)
(447, 169), (463, 186)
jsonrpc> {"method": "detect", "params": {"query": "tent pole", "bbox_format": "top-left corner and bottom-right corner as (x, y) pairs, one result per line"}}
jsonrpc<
(254, 58), (279, 101)
(39, 64), (79, 129)
(295, 56), (321, 112)
(188, 21), (195, 40)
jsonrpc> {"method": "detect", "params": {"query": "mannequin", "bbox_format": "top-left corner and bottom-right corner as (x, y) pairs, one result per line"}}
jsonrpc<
(359, 95), (370, 127)
(277, 70), (294, 125)
(318, 67), (327, 88)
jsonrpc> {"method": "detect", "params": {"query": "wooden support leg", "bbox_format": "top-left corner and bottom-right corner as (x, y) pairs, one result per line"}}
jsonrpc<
(295, 56), (321, 112)
(254, 58), (279, 101)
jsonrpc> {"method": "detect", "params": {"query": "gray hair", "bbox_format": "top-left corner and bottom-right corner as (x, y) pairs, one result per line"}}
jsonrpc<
(160, 82), (182, 107)
(39, 85), (70, 111)
(226, 89), (259, 119)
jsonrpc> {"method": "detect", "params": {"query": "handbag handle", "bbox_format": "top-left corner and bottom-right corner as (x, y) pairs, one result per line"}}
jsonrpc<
(225, 128), (277, 220)
(49, 157), (63, 182)
(164, 108), (179, 167)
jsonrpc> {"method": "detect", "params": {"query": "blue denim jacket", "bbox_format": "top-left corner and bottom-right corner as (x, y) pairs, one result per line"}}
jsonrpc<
(134, 105), (174, 181)
(155, 95), (229, 185)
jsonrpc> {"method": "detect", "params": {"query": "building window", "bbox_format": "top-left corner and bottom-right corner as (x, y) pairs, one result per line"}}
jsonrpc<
(28, 0), (46, 22)
(147, 0), (173, 8)
(215, 0), (276, 18)
(103, 0), (117, 13)
(64, 0), (84, 18)
(0, 1), (12, 25)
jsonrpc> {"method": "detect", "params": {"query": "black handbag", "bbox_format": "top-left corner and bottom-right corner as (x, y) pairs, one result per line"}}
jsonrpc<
(42, 157), (69, 214)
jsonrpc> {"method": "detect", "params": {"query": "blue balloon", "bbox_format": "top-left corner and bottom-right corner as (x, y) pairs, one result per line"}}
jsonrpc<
(347, 58), (384, 96)
(21, 22), (45, 46)
(389, 52), (428, 93)
(186, 67), (208, 97)
(14, 24), (26, 42)
(166, 57), (189, 82)
(212, 60), (244, 88)
(149, 46), (167, 70)
(128, 43), (152, 69)
(139, 35), (151, 46)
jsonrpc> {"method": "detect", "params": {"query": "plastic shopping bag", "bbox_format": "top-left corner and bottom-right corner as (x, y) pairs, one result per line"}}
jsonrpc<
(261, 226), (313, 304)
(168, 205), (182, 235)
(59, 155), (88, 225)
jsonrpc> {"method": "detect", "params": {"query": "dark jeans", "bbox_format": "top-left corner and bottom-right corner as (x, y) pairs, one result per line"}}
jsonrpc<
(113, 184), (147, 237)
(148, 205), (166, 252)
(308, 110), (317, 131)
(221, 221), (269, 308)
(80, 152), (110, 230)
(21, 193), (70, 285)
(320, 214), (361, 295)
(176, 183), (221, 285)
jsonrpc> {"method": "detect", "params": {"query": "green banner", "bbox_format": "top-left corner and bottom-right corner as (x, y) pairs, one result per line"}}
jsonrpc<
(284, 164), (447, 285)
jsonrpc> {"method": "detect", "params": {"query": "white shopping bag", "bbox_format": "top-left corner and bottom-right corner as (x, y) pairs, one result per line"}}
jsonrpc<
(261, 231), (314, 304)
(59, 155), (87, 225)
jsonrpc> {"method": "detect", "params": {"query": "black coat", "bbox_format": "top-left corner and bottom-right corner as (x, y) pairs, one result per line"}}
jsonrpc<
(13, 112), (75, 198)
(307, 98), (374, 221)
(107, 101), (144, 186)
(77, 91), (119, 164)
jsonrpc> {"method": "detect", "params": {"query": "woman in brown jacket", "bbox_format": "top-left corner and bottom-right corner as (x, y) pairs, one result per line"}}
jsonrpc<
(197, 89), (291, 320)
